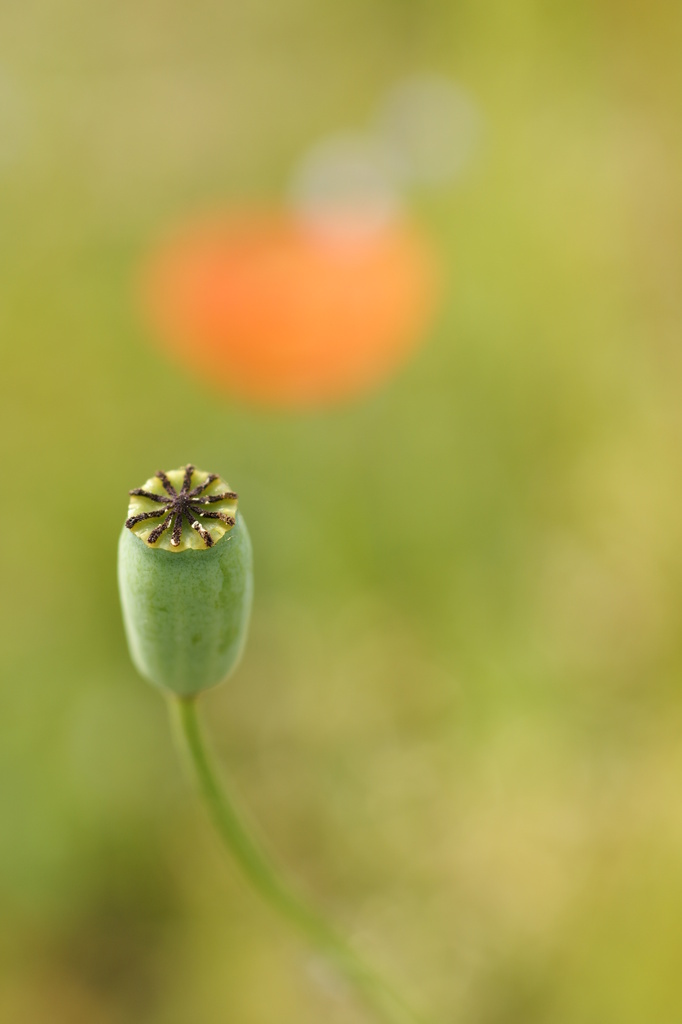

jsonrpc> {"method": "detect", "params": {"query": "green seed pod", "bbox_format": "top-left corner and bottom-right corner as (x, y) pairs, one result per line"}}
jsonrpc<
(118, 465), (253, 697)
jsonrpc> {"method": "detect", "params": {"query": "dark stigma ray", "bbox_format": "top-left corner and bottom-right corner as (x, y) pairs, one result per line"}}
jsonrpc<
(126, 508), (168, 528)
(195, 509), (236, 526)
(129, 488), (169, 503)
(182, 464), (195, 493)
(171, 511), (184, 547)
(186, 508), (214, 547)
(188, 474), (219, 498)
(147, 511), (174, 544)
(194, 491), (238, 504)
(156, 470), (177, 496)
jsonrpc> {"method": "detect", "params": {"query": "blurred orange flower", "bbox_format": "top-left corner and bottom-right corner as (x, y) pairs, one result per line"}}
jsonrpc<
(140, 209), (439, 408)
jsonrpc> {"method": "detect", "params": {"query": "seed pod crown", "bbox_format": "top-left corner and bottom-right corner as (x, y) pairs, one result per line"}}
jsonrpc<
(125, 464), (238, 551)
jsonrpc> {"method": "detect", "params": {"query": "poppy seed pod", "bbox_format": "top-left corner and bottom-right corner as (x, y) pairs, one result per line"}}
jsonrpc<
(118, 465), (253, 697)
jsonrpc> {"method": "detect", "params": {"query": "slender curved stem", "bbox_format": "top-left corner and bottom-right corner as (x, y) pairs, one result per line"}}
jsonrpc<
(169, 695), (429, 1024)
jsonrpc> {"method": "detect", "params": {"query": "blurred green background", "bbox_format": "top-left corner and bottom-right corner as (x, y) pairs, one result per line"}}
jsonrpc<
(3, 1), (682, 1021)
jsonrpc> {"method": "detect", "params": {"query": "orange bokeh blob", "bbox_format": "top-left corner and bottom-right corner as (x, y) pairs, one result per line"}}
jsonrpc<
(141, 209), (440, 408)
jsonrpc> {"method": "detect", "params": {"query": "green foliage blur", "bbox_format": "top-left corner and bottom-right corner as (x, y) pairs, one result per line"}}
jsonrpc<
(2, 1), (682, 1021)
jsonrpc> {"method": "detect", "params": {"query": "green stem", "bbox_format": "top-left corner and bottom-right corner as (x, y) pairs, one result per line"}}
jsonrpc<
(169, 695), (429, 1024)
